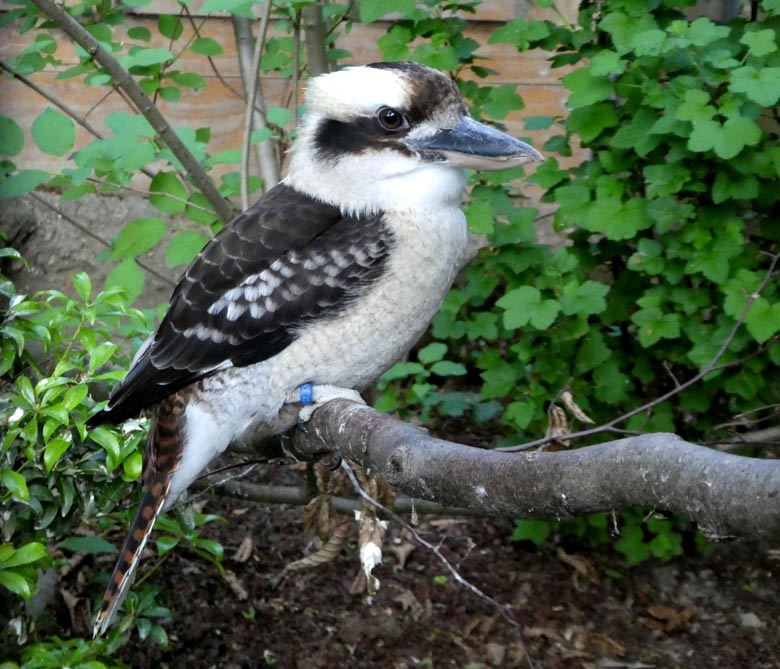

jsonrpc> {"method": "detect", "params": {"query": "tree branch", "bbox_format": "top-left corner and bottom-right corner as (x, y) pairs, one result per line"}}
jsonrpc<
(28, 0), (235, 224)
(290, 400), (780, 541)
(233, 5), (279, 206)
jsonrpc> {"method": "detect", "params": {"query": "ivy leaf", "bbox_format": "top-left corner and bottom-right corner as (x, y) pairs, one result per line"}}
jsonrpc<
(730, 66), (780, 107)
(632, 308), (680, 347)
(609, 109), (660, 156)
(496, 286), (560, 330)
(561, 68), (613, 109)
(560, 280), (610, 316)
(359, 0), (415, 23)
(745, 298), (780, 342)
(688, 117), (762, 159)
(741, 28), (777, 56)
(568, 103), (619, 143)
(583, 197), (652, 240)
(684, 17), (730, 46)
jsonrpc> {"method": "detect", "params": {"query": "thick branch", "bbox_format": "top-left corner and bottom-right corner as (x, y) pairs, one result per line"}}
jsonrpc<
(291, 401), (780, 541)
(29, 0), (234, 224)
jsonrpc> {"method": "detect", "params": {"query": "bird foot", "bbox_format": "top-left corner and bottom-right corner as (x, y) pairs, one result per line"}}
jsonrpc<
(286, 384), (366, 424)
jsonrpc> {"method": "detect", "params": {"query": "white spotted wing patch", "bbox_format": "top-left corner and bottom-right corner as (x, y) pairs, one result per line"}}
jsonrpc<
(92, 183), (394, 426)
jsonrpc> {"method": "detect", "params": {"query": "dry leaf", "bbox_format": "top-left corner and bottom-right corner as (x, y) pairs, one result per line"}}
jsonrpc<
(388, 542), (416, 569)
(285, 520), (351, 571)
(545, 405), (570, 447)
(556, 547), (600, 584)
(393, 588), (423, 620)
(224, 569), (249, 600)
(233, 535), (253, 563)
(561, 390), (595, 424)
(485, 642), (506, 667)
(646, 604), (696, 632)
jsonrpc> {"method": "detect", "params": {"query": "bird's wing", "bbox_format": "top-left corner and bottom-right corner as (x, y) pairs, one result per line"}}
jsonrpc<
(90, 183), (393, 426)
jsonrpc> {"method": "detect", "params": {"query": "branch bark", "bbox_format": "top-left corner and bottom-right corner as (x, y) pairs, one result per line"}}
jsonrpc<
(29, 0), (235, 224)
(290, 400), (780, 541)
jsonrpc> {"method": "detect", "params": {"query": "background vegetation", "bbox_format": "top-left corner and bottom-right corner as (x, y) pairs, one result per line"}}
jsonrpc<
(1, 0), (779, 665)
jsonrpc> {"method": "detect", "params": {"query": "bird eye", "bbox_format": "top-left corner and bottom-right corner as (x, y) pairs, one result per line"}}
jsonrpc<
(377, 107), (408, 132)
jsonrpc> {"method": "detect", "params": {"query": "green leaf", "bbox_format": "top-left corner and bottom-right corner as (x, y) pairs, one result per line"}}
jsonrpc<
(156, 535), (179, 554)
(105, 259), (145, 302)
(43, 435), (71, 472)
(158, 14), (183, 40)
(560, 280), (609, 316)
(31, 108), (76, 157)
(0, 169), (50, 199)
(741, 28), (777, 56)
(730, 66), (780, 107)
(504, 400), (535, 430)
(120, 48), (175, 68)
(266, 106), (292, 128)
(61, 536), (118, 554)
(430, 361), (467, 376)
(582, 197), (652, 240)
(0, 570), (32, 599)
(568, 103), (619, 143)
(128, 26), (152, 41)
(418, 342), (447, 364)
(123, 451), (143, 480)
(561, 68), (612, 109)
(150, 172), (188, 215)
(0, 542), (48, 568)
(511, 519), (551, 546)
(2, 470), (29, 502)
(166, 230), (208, 268)
(610, 109), (660, 156)
(745, 298), (780, 343)
(112, 218), (167, 260)
(169, 71), (205, 89)
(0, 116), (24, 156)
(496, 286), (561, 330)
(359, 0), (415, 23)
(191, 37), (223, 56)
(632, 308), (680, 347)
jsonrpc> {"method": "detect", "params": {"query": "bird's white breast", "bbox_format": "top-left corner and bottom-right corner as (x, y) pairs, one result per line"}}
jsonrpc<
(192, 205), (468, 443)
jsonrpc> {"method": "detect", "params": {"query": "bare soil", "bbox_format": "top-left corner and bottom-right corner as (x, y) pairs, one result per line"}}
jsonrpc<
(103, 463), (780, 669)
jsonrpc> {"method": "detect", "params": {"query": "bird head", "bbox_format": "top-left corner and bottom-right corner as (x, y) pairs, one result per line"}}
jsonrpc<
(286, 62), (541, 215)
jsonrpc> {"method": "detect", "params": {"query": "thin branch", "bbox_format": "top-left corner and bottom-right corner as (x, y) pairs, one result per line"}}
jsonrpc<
(27, 192), (176, 288)
(302, 1), (330, 77)
(28, 0), (235, 224)
(0, 57), (104, 138)
(340, 460), (534, 669)
(235, 3), (279, 207)
(291, 400), (780, 541)
(502, 252), (780, 452)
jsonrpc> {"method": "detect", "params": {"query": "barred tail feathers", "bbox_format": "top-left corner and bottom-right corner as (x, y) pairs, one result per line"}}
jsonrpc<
(93, 392), (190, 637)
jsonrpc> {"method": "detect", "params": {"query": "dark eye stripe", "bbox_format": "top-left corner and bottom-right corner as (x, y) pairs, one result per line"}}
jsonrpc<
(313, 117), (415, 162)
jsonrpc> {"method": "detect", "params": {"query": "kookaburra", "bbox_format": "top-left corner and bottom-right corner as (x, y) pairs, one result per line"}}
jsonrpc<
(89, 61), (540, 636)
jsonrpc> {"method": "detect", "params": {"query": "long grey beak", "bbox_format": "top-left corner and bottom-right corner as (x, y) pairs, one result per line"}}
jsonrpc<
(405, 116), (543, 171)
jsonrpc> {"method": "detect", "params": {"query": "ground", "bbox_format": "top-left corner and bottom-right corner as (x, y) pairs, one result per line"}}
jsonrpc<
(87, 462), (780, 669)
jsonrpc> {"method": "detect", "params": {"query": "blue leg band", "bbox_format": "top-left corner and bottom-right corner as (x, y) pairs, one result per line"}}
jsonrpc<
(299, 382), (313, 405)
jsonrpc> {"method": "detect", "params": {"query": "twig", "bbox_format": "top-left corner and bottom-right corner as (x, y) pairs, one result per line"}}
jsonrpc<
(0, 57), (104, 138)
(27, 192), (176, 288)
(86, 177), (215, 216)
(339, 460), (534, 669)
(28, 0), (235, 224)
(501, 252), (780, 453)
(235, 4), (279, 207)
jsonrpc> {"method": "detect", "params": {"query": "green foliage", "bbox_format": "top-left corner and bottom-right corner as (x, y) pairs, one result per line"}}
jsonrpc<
(0, 263), (222, 659)
(512, 510), (702, 566)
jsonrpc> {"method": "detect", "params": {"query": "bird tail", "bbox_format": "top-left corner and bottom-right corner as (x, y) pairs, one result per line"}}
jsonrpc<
(92, 396), (188, 637)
